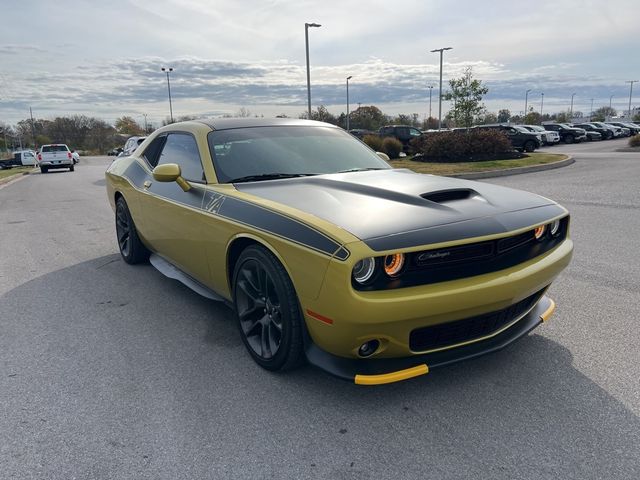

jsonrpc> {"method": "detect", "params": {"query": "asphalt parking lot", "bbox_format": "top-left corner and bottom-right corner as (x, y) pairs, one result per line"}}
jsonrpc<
(1, 138), (639, 479)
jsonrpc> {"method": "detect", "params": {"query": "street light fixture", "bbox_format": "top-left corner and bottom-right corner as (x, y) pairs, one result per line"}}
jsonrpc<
(305, 22), (322, 119)
(524, 89), (532, 122)
(346, 75), (353, 131)
(625, 80), (638, 119)
(430, 47), (452, 130)
(570, 93), (576, 120)
(161, 67), (174, 123)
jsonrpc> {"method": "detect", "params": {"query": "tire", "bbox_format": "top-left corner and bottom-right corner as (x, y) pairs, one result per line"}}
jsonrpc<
(40, 167), (48, 173)
(115, 196), (150, 264)
(69, 165), (75, 172)
(232, 245), (305, 372)
(606, 132), (613, 140)
(564, 134), (575, 144)
(523, 141), (535, 152)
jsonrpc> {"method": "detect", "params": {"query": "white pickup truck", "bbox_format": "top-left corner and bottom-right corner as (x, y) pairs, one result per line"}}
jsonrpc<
(37, 144), (74, 173)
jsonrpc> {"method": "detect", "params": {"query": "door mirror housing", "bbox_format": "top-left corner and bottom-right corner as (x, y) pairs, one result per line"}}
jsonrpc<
(152, 163), (191, 191)
(376, 151), (390, 162)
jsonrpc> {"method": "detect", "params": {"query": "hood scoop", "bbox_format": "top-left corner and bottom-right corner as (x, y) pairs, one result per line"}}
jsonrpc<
(421, 188), (477, 204)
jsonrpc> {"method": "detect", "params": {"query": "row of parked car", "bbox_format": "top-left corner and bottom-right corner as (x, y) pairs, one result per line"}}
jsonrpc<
(352, 120), (640, 154)
(0, 145), (81, 172)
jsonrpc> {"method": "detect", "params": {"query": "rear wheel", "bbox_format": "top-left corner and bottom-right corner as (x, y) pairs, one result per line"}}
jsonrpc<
(115, 196), (150, 264)
(523, 141), (536, 152)
(232, 245), (305, 372)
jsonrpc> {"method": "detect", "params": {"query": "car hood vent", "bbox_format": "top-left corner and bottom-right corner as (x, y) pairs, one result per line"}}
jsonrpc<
(421, 189), (476, 203)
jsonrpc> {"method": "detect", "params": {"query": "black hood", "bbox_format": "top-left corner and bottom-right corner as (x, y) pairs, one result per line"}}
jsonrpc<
(236, 169), (565, 251)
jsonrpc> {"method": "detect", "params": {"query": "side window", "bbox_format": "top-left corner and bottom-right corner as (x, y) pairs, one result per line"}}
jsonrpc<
(410, 128), (422, 136)
(157, 133), (205, 182)
(142, 136), (166, 168)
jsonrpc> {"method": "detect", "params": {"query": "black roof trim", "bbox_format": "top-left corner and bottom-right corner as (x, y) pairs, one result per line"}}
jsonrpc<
(193, 118), (338, 131)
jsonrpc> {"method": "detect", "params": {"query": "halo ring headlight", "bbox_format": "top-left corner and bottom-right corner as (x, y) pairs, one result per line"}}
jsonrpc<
(534, 225), (546, 240)
(353, 257), (376, 284)
(383, 253), (405, 277)
(549, 220), (561, 237)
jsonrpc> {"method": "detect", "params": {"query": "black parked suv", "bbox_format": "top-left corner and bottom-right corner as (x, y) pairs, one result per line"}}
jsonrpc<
(475, 124), (540, 152)
(607, 122), (640, 135)
(574, 123), (612, 140)
(378, 125), (423, 151)
(542, 123), (587, 143)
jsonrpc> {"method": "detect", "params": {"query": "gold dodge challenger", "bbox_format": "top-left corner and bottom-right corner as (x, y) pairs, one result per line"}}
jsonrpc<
(105, 118), (573, 385)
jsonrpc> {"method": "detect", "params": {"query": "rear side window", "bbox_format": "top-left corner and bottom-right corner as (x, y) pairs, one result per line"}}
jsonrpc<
(42, 145), (69, 152)
(156, 133), (205, 182)
(142, 136), (166, 167)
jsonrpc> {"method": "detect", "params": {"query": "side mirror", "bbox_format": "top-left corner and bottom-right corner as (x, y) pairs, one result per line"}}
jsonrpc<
(376, 151), (390, 162)
(152, 163), (191, 191)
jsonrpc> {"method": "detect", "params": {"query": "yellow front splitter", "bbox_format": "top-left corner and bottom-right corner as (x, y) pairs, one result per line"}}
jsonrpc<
(355, 364), (429, 385)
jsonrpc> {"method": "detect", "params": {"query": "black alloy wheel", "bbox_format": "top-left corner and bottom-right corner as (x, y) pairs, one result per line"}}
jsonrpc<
(524, 141), (535, 152)
(115, 197), (150, 264)
(564, 134), (575, 144)
(233, 245), (304, 371)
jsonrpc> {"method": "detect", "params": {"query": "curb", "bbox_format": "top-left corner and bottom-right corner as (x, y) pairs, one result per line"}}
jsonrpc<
(449, 155), (574, 180)
(0, 169), (35, 190)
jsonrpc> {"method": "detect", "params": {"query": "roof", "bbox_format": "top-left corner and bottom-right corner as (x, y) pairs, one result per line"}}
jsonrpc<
(194, 117), (337, 130)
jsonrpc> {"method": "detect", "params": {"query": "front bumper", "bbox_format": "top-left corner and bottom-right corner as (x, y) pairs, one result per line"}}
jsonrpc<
(306, 295), (555, 384)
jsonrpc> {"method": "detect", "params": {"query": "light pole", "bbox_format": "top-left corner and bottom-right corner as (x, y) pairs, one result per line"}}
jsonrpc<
(625, 80), (638, 119)
(540, 92), (544, 123)
(346, 75), (352, 131)
(430, 47), (452, 130)
(609, 95), (614, 119)
(143, 114), (148, 134)
(590, 98), (594, 121)
(161, 67), (174, 123)
(570, 93), (576, 120)
(427, 85), (434, 122)
(524, 89), (532, 123)
(305, 22), (321, 119)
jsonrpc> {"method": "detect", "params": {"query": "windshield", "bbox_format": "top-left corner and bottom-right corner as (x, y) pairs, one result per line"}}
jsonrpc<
(514, 126), (531, 133)
(208, 126), (390, 183)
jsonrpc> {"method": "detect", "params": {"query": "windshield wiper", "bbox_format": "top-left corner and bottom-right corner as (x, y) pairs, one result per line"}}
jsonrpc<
(337, 167), (387, 173)
(229, 173), (318, 183)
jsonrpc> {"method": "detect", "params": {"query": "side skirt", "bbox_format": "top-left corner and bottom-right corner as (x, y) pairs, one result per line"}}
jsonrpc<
(149, 253), (226, 303)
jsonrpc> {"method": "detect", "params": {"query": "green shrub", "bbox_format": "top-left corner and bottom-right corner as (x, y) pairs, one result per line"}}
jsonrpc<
(629, 134), (640, 148)
(381, 137), (403, 159)
(411, 129), (515, 162)
(362, 134), (383, 151)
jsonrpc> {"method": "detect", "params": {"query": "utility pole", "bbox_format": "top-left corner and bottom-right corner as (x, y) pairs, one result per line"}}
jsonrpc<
(625, 80), (638, 119)
(29, 107), (36, 149)
(161, 67), (174, 123)
(524, 89), (532, 123)
(540, 93), (544, 124)
(570, 93), (576, 121)
(590, 98), (594, 120)
(427, 85), (434, 122)
(143, 114), (148, 134)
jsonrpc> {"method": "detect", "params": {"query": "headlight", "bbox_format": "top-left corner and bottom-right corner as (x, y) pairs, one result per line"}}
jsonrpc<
(353, 257), (376, 284)
(549, 219), (561, 237)
(534, 225), (546, 240)
(383, 253), (405, 277)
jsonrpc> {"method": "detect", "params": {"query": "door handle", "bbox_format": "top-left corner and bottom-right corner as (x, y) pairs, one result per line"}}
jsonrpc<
(143, 180), (152, 189)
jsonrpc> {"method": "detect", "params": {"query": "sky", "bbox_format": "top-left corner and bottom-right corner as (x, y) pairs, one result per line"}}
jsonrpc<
(1, 0), (639, 127)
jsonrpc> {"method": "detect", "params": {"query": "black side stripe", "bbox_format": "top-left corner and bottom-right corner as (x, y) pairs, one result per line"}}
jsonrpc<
(121, 161), (350, 260)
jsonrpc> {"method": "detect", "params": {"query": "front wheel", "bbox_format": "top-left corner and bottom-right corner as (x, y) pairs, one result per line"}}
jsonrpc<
(69, 165), (75, 172)
(40, 167), (48, 173)
(233, 245), (305, 372)
(523, 141), (536, 152)
(115, 196), (150, 264)
(564, 134), (575, 144)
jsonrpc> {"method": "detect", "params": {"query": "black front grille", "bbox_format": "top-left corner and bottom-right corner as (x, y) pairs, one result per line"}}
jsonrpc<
(355, 216), (569, 291)
(409, 288), (546, 352)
